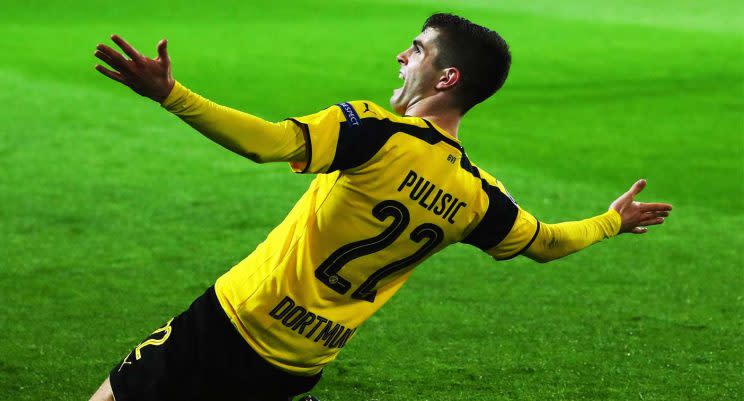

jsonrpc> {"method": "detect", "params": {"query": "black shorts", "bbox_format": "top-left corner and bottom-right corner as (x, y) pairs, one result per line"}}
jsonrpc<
(109, 286), (322, 401)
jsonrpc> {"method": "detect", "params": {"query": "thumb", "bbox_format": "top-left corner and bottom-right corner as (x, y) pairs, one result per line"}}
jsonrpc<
(628, 179), (646, 197)
(157, 39), (169, 63)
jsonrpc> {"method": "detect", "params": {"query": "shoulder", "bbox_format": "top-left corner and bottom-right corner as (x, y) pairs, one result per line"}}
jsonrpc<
(343, 100), (388, 117)
(302, 100), (430, 132)
(325, 101), (444, 172)
(289, 99), (432, 143)
(342, 101), (425, 127)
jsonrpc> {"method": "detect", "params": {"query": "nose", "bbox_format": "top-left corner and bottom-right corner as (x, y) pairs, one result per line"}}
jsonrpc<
(397, 51), (407, 66)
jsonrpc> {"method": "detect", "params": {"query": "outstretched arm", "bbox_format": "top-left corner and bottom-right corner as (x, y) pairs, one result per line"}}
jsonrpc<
(523, 179), (673, 263)
(93, 35), (306, 163)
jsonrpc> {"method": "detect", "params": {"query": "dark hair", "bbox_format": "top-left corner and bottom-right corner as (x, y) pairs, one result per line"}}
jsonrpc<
(423, 13), (511, 114)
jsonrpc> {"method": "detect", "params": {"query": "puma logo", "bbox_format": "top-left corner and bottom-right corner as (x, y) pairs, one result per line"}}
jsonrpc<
(363, 102), (377, 116)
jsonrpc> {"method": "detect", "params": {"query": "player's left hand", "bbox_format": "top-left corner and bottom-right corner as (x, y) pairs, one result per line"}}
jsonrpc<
(94, 34), (175, 103)
(610, 179), (673, 234)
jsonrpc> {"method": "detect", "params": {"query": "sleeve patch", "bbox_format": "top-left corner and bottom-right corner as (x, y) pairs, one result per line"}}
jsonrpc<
(336, 103), (361, 127)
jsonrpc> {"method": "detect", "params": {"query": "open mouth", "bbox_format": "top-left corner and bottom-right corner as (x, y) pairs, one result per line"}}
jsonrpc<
(395, 69), (406, 91)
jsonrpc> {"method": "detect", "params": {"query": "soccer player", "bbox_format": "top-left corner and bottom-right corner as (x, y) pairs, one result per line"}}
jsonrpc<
(89, 13), (672, 401)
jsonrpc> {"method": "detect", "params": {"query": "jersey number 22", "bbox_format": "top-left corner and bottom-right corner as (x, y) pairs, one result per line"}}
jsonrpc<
(315, 200), (444, 302)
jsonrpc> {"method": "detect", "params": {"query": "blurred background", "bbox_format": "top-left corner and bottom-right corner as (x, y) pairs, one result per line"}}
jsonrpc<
(1, 1), (742, 400)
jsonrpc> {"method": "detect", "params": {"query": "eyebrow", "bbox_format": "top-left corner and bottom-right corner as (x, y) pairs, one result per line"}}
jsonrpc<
(413, 39), (424, 51)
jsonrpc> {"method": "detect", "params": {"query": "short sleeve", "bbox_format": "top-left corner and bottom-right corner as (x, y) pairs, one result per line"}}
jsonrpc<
(286, 103), (359, 174)
(461, 175), (540, 261)
(484, 207), (540, 260)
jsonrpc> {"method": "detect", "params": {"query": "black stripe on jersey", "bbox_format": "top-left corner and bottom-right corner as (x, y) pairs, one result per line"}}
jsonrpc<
(458, 152), (519, 250)
(459, 151), (482, 179)
(287, 118), (312, 174)
(495, 220), (541, 260)
(421, 118), (462, 150)
(461, 180), (519, 250)
(328, 107), (462, 172)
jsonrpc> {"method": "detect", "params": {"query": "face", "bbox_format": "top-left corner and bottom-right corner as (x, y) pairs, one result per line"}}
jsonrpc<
(390, 28), (443, 115)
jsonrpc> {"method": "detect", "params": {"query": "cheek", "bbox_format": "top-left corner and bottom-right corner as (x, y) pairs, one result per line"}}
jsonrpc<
(414, 60), (436, 81)
(407, 63), (425, 83)
(413, 68), (436, 87)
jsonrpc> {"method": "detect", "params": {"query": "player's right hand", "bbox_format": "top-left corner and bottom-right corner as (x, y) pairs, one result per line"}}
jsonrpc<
(94, 34), (175, 103)
(610, 179), (673, 234)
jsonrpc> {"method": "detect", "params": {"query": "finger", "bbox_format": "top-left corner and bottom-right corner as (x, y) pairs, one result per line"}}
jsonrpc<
(94, 49), (113, 64)
(644, 210), (670, 217)
(95, 64), (129, 85)
(111, 34), (144, 64)
(638, 217), (664, 227)
(157, 38), (170, 65)
(94, 49), (124, 72)
(628, 179), (647, 196)
(639, 202), (673, 212)
(630, 227), (648, 234)
(95, 44), (130, 72)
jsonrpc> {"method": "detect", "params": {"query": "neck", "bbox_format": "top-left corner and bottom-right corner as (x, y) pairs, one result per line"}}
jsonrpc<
(404, 96), (462, 139)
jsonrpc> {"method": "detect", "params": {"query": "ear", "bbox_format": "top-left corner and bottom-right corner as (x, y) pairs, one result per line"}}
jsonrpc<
(435, 67), (460, 90)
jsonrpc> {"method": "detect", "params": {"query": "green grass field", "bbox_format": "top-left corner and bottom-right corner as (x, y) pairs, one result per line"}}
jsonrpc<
(1, 1), (742, 400)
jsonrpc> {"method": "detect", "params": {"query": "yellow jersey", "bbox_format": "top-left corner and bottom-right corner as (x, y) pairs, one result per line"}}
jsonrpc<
(214, 100), (539, 375)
